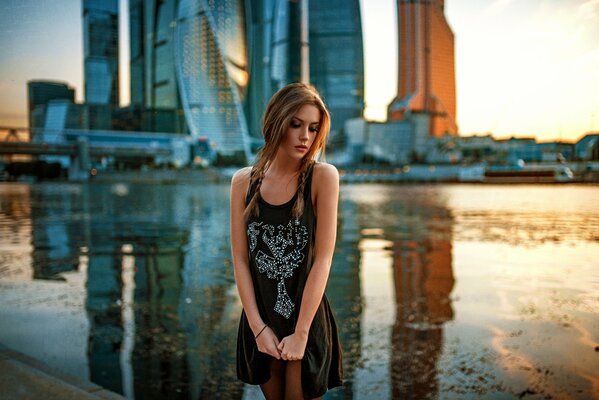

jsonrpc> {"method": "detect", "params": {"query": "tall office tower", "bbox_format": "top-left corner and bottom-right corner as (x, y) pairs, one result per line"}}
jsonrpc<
(129, 0), (187, 133)
(309, 0), (364, 139)
(270, 0), (309, 89)
(173, 0), (308, 161)
(175, 0), (251, 160)
(243, 0), (276, 146)
(175, 0), (304, 161)
(27, 80), (76, 132)
(83, 0), (119, 105)
(387, 0), (457, 137)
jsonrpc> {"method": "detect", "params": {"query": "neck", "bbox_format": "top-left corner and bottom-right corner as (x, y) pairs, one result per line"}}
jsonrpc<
(266, 154), (305, 177)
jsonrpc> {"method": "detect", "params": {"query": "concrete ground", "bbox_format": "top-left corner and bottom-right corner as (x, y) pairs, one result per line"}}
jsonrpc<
(0, 343), (124, 400)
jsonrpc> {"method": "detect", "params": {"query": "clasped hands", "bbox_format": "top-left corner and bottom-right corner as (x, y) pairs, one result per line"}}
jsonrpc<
(255, 326), (307, 361)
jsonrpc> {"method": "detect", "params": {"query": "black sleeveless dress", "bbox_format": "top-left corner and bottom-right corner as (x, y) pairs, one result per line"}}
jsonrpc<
(236, 162), (343, 399)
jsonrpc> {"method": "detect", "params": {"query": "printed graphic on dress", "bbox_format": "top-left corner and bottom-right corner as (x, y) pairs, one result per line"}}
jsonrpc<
(247, 219), (308, 318)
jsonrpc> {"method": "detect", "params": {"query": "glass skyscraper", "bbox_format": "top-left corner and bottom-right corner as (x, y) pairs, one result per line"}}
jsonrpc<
(27, 80), (76, 135)
(123, 0), (365, 161)
(78, 0), (366, 159)
(388, 0), (457, 137)
(83, 0), (119, 105)
(309, 0), (364, 139)
(129, 0), (187, 133)
(175, 0), (253, 160)
(245, 0), (307, 147)
(174, 0), (316, 160)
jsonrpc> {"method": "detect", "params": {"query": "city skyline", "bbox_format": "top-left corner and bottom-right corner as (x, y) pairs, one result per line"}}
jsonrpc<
(1, 0), (598, 142)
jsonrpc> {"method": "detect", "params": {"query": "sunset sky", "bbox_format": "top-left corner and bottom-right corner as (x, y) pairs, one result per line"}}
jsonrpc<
(0, 0), (598, 142)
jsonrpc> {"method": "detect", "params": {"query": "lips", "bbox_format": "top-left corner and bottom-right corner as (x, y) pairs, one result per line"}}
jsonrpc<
(295, 145), (308, 152)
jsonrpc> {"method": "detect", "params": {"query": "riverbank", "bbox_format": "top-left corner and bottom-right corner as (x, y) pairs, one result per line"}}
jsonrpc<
(0, 343), (124, 400)
(3, 161), (599, 184)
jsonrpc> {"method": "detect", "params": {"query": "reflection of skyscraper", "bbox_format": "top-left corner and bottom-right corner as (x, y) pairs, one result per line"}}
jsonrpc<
(345, 186), (455, 397)
(309, 0), (364, 139)
(30, 185), (88, 279)
(391, 211), (455, 398)
(130, 242), (191, 399)
(387, 0), (457, 137)
(326, 197), (363, 399)
(179, 185), (244, 399)
(83, 0), (119, 106)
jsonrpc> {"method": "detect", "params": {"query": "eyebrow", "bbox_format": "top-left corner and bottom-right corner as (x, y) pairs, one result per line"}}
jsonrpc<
(292, 116), (320, 125)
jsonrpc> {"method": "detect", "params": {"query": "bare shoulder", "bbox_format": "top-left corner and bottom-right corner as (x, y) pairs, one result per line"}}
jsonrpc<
(230, 166), (253, 200)
(313, 161), (339, 186)
(231, 166), (252, 185)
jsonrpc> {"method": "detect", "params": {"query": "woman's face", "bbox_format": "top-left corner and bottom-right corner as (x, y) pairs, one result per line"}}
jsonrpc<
(278, 104), (321, 161)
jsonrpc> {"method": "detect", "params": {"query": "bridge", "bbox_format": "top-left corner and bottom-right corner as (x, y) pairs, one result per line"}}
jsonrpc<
(1, 126), (186, 181)
(0, 141), (170, 158)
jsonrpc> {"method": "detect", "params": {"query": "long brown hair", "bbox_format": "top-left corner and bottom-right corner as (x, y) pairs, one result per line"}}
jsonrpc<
(244, 82), (331, 221)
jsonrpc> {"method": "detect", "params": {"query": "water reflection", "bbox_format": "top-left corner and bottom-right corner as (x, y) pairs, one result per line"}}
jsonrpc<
(390, 210), (454, 399)
(0, 184), (33, 280)
(1, 182), (245, 399)
(327, 199), (363, 399)
(1, 182), (598, 399)
(86, 236), (192, 398)
(340, 185), (455, 399)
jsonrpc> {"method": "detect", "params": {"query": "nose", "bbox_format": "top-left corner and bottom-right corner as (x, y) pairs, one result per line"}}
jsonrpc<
(299, 126), (309, 142)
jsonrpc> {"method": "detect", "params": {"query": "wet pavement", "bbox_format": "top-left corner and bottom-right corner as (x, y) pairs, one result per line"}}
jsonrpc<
(0, 343), (124, 399)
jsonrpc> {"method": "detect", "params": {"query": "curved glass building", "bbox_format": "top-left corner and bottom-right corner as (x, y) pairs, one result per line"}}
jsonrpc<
(175, 0), (252, 159)
(175, 0), (319, 160)
(122, 0), (365, 161)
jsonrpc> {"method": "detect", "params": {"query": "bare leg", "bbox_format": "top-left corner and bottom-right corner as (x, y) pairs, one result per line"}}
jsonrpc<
(260, 358), (285, 400)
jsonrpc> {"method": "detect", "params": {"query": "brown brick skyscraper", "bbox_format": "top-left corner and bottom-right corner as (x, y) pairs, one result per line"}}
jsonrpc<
(387, 0), (457, 137)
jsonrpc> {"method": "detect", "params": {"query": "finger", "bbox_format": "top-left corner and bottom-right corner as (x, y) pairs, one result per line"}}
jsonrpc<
(277, 340), (285, 352)
(266, 344), (279, 359)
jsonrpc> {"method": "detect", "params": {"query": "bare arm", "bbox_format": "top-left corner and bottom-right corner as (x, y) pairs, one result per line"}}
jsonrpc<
(230, 167), (281, 358)
(278, 163), (339, 360)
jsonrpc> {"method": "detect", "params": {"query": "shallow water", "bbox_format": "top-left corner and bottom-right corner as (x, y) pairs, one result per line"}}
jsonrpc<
(0, 182), (598, 399)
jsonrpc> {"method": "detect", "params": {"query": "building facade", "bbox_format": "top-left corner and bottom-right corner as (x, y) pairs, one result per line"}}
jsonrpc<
(27, 80), (76, 135)
(173, 0), (317, 161)
(175, 0), (253, 160)
(74, 0), (365, 162)
(83, 0), (119, 105)
(129, 0), (187, 133)
(387, 0), (457, 137)
(309, 0), (364, 141)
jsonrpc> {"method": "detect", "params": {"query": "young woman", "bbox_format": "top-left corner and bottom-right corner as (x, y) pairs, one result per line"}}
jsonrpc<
(229, 83), (343, 400)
